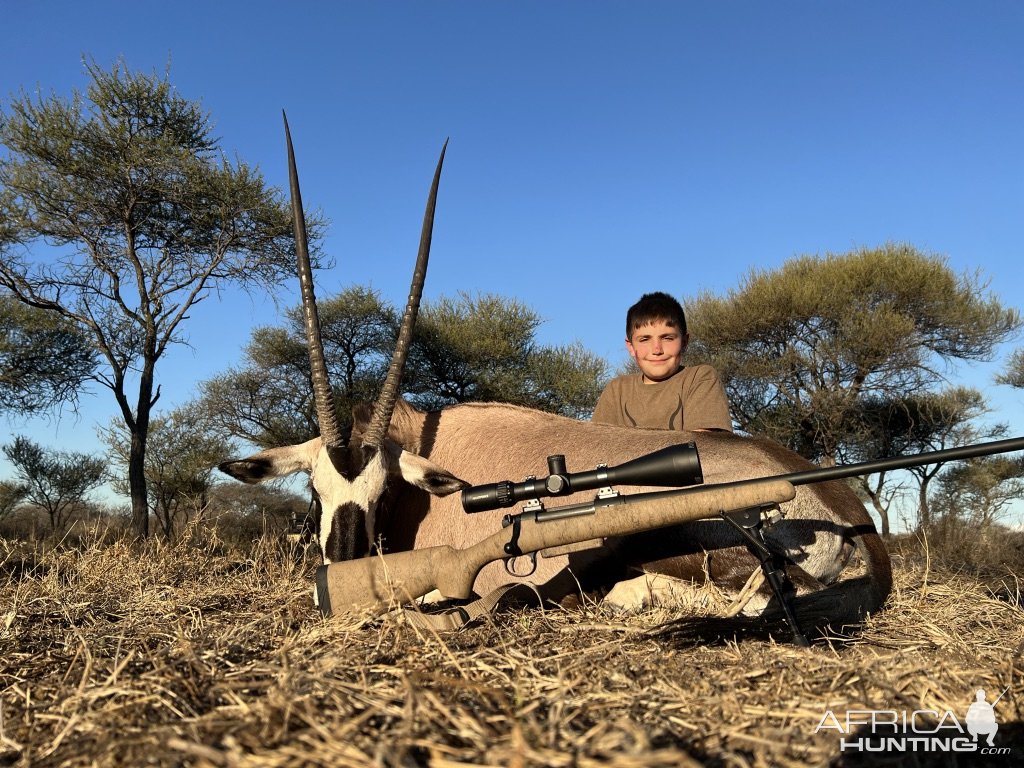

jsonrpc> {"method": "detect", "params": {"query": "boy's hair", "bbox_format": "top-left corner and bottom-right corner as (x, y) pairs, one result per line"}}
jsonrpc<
(625, 292), (687, 339)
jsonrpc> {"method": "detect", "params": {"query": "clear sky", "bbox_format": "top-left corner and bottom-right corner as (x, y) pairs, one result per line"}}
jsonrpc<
(2, 1), (1022, 523)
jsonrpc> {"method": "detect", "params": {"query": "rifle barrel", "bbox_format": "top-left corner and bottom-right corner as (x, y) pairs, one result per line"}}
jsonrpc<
(776, 436), (1024, 487)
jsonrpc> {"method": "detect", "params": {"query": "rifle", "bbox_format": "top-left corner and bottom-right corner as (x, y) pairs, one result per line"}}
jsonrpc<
(314, 436), (1024, 643)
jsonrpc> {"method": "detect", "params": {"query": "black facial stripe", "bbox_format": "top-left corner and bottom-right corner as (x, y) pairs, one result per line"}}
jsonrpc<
(325, 443), (354, 477)
(359, 443), (383, 473)
(325, 501), (370, 562)
(324, 441), (384, 477)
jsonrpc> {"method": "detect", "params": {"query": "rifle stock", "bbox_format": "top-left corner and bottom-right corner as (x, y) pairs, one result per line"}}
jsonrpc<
(314, 477), (796, 618)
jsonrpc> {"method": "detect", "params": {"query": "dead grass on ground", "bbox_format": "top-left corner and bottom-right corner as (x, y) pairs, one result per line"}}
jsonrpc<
(1, 531), (1022, 767)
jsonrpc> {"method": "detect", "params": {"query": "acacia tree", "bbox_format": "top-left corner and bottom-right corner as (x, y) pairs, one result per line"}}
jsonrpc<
(2, 435), (105, 532)
(518, 342), (609, 420)
(842, 388), (996, 534)
(931, 455), (1024, 530)
(0, 293), (96, 415)
(687, 244), (1020, 465)
(407, 291), (607, 416)
(997, 349), (1024, 389)
(0, 60), (308, 537)
(99, 403), (235, 539)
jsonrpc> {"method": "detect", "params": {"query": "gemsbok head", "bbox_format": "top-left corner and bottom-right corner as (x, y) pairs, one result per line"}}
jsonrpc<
(218, 115), (468, 563)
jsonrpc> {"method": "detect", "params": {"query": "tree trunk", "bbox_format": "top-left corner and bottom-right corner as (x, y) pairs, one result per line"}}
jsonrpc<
(857, 477), (891, 538)
(869, 497), (891, 538)
(128, 357), (157, 539)
(917, 481), (931, 530)
(128, 429), (149, 538)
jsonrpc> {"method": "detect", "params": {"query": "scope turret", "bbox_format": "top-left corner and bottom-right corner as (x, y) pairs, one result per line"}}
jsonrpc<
(461, 442), (703, 514)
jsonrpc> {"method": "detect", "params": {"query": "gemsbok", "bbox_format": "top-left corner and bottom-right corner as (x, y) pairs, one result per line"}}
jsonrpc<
(219, 119), (892, 630)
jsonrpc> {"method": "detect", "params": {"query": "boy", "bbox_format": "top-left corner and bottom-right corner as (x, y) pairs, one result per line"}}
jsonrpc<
(592, 292), (732, 432)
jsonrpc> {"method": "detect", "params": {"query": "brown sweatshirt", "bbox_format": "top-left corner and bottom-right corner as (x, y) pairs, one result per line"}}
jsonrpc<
(591, 365), (733, 432)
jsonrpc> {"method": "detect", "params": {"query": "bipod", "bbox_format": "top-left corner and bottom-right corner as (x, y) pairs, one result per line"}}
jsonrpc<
(721, 506), (811, 647)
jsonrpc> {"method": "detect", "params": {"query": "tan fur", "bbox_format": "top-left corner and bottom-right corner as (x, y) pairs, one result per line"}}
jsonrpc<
(375, 400), (892, 616)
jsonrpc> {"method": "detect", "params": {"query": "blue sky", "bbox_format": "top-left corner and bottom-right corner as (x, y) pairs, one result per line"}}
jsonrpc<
(2, 1), (1023, 520)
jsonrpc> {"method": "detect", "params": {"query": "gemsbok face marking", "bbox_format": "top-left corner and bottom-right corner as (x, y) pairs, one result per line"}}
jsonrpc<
(218, 115), (467, 564)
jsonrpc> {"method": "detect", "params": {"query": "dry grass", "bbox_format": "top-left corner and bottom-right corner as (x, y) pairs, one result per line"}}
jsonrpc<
(2, 530), (1022, 767)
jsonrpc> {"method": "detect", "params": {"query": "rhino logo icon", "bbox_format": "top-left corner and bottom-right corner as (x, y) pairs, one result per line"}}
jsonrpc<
(965, 687), (1007, 747)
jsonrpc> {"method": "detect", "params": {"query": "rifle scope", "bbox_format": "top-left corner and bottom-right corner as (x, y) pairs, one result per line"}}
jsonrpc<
(461, 442), (703, 514)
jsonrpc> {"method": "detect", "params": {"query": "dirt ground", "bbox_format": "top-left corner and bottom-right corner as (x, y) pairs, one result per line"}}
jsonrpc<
(1, 532), (1022, 767)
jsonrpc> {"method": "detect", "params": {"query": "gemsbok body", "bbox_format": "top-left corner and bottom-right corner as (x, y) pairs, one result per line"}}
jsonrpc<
(219, 120), (892, 625)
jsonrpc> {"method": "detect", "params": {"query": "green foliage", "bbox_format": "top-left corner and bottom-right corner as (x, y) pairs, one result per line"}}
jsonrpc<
(1, 435), (106, 532)
(0, 293), (96, 414)
(996, 348), (1024, 389)
(0, 58), (305, 355)
(407, 291), (606, 416)
(310, 286), (397, 403)
(843, 388), (991, 461)
(930, 453), (1024, 531)
(520, 342), (608, 420)
(408, 291), (541, 406)
(687, 243), (1020, 462)
(199, 366), (318, 452)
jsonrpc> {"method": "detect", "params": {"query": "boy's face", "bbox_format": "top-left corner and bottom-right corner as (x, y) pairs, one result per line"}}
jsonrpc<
(626, 320), (688, 383)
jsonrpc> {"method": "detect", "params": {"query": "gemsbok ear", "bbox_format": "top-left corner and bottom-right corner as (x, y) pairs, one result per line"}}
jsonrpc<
(391, 445), (469, 497)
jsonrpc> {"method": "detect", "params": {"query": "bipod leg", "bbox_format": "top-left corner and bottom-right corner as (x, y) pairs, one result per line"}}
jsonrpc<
(721, 507), (811, 647)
